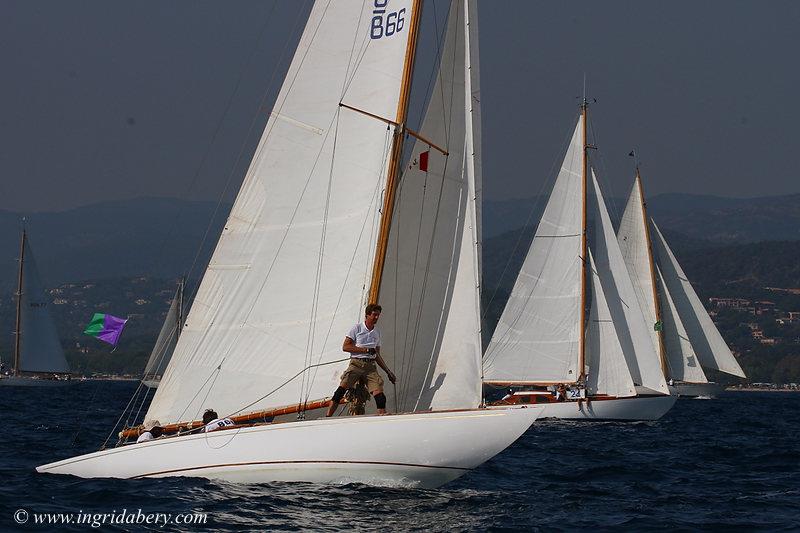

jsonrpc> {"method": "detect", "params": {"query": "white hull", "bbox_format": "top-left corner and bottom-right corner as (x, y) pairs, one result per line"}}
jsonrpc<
(142, 379), (160, 389)
(38, 407), (541, 489)
(0, 376), (76, 387)
(538, 395), (676, 421)
(674, 382), (724, 399)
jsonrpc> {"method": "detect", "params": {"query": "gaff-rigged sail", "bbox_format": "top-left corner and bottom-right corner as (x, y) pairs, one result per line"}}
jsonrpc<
(17, 233), (70, 374)
(146, 1), (414, 424)
(378, 0), (483, 412)
(650, 222), (746, 378)
(483, 116), (584, 384)
(589, 172), (668, 395)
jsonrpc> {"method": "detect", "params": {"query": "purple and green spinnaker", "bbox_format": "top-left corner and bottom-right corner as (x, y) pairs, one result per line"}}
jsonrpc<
(84, 313), (128, 346)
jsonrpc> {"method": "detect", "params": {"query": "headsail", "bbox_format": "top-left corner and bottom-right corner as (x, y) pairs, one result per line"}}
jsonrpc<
(650, 222), (746, 378)
(146, 1), (415, 423)
(17, 234), (70, 374)
(588, 172), (668, 394)
(585, 251), (637, 397)
(483, 115), (584, 384)
(379, 0), (483, 412)
(142, 280), (183, 386)
(656, 266), (709, 383)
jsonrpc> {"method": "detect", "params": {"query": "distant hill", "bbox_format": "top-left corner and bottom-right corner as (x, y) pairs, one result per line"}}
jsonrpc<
(0, 197), (228, 291)
(484, 192), (800, 242)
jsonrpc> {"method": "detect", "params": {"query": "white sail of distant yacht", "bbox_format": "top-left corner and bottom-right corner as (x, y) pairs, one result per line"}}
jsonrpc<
(617, 172), (717, 397)
(484, 106), (675, 421)
(38, 0), (540, 488)
(650, 220), (746, 389)
(0, 229), (73, 387)
(142, 279), (183, 389)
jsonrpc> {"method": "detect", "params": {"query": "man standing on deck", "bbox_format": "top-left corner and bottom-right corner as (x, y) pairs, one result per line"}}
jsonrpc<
(326, 303), (396, 417)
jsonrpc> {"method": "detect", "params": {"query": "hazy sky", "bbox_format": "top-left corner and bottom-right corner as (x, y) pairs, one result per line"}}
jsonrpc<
(1, 0), (798, 212)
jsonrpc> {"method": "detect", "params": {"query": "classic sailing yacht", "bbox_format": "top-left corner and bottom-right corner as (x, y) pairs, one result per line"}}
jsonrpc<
(649, 220), (746, 397)
(483, 104), (676, 420)
(142, 279), (184, 388)
(38, 0), (540, 488)
(0, 228), (73, 387)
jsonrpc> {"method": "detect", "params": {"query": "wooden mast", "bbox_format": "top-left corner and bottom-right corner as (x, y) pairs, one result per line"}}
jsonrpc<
(367, 0), (424, 305)
(13, 228), (26, 376)
(637, 169), (669, 378)
(577, 101), (588, 383)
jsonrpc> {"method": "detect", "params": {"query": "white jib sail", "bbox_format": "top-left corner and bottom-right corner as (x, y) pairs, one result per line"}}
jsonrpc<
(143, 284), (181, 381)
(147, 0), (414, 424)
(19, 236), (70, 374)
(656, 266), (708, 383)
(589, 172), (668, 394)
(586, 251), (637, 397)
(617, 176), (662, 359)
(650, 222), (746, 378)
(483, 115), (584, 384)
(379, 0), (482, 412)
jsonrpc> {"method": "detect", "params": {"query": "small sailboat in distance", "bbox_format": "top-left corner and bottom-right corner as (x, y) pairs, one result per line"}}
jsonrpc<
(141, 278), (184, 389)
(37, 0), (541, 488)
(0, 228), (73, 387)
(483, 102), (676, 420)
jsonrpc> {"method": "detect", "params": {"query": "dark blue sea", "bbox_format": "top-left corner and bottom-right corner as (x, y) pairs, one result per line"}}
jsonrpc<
(1, 383), (798, 531)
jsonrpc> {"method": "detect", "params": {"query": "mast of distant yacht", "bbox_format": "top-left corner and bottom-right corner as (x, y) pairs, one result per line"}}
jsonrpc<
(13, 228), (26, 376)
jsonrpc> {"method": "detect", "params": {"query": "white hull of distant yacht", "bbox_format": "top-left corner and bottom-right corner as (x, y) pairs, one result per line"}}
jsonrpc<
(538, 394), (676, 421)
(0, 376), (75, 387)
(674, 382), (725, 399)
(37, 407), (541, 489)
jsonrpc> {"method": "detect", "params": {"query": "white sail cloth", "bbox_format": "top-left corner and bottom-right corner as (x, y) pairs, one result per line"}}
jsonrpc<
(19, 236), (70, 373)
(143, 284), (181, 381)
(656, 267), (709, 383)
(650, 222), (746, 378)
(379, 0), (484, 412)
(585, 252), (637, 397)
(484, 116), (584, 384)
(589, 172), (668, 395)
(147, 0), (414, 423)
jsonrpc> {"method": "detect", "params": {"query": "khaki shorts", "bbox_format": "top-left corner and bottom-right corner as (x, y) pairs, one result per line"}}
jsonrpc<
(339, 358), (384, 393)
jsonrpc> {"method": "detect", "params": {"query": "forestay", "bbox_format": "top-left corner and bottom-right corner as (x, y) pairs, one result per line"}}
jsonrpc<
(484, 116), (584, 384)
(585, 252), (637, 397)
(650, 222), (746, 378)
(147, 0), (414, 424)
(656, 267), (708, 383)
(379, 0), (483, 412)
(19, 236), (70, 373)
(589, 172), (668, 394)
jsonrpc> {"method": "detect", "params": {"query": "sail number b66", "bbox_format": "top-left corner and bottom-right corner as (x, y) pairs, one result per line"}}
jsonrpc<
(370, 1), (406, 40)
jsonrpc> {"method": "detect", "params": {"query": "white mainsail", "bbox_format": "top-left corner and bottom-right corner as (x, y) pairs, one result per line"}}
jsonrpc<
(656, 267), (709, 383)
(379, 0), (483, 412)
(147, 1), (414, 423)
(585, 252), (637, 397)
(650, 222), (746, 378)
(617, 176), (662, 360)
(483, 115), (584, 384)
(589, 172), (668, 394)
(17, 234), (70, 374)
(142, 281), (182, 386)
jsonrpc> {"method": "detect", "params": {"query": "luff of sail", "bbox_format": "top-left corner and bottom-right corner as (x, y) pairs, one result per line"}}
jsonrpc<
(589, 171), (668, 395)
(650, 221), (746, 378)
(378, 0), (483, 412)
(656, 266), (709, 383)
(142, 281), (183, 387)
(146, 1), (415, 424)
(483, 116), (584, 384)
(16, 232), (70, 374)
(585, 251), (637, 397)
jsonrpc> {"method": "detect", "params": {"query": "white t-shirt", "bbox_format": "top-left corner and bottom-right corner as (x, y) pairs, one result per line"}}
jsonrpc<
(204, 417), (235, 433)
(346, 322), (380, 359)
(137, 431), (154, 443)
